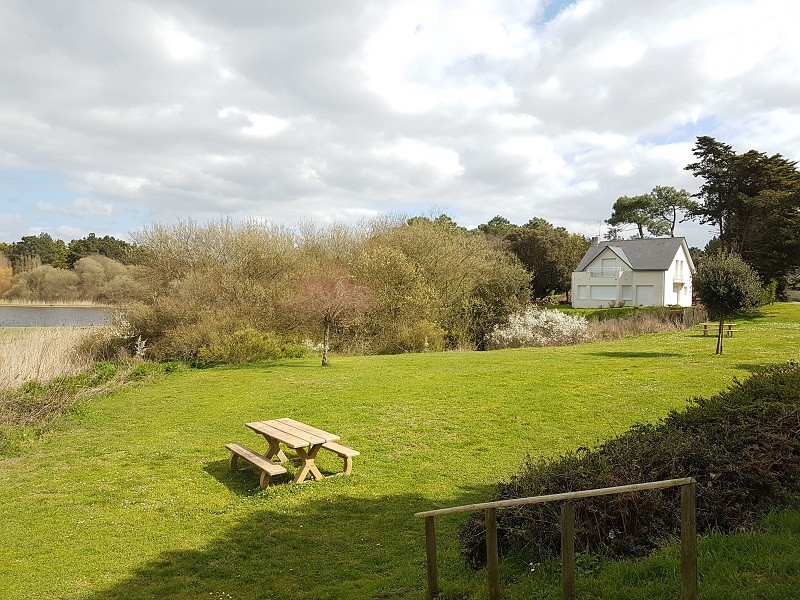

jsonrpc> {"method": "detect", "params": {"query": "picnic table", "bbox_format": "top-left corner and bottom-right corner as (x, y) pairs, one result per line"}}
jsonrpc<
(698, 322), (738, 337)
(226, 418), (359, 487)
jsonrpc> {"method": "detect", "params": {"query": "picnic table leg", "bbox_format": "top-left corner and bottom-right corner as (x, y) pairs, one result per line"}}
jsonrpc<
(294, 444), (325, 483)
(263, 436), (289, 463)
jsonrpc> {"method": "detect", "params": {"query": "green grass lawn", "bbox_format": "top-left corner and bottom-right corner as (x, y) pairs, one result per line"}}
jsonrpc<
(1, 304), (798, 599)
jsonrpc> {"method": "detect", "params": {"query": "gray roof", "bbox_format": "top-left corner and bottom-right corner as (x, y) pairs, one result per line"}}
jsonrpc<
(575, 237), (688, 272)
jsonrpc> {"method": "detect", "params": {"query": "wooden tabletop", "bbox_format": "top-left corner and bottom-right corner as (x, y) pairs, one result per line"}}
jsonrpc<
(246, 418), (340, 449)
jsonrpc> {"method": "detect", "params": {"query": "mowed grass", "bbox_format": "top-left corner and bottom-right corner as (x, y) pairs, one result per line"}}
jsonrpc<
(0, 304), (798, 600)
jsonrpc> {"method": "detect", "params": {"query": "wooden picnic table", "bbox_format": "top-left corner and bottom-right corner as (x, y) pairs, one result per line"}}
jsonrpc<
(245, 418), (341, 484)
(698, 322), (738, 337)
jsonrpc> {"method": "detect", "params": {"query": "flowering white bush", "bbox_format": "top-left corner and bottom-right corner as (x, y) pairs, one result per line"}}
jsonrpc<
(486, 308), (589, 349)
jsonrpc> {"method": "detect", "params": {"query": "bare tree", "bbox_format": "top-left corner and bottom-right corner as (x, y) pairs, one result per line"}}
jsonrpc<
(291, 268), (373, 366)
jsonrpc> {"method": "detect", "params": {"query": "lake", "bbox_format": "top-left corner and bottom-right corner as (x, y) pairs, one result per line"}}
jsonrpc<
(0, 306), (114, 327)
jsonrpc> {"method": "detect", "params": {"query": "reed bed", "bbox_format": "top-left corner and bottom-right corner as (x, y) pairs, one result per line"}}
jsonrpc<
(588, 312), (684, 340)
(0, 299), (111, 307)
(0, 328), (95, 390)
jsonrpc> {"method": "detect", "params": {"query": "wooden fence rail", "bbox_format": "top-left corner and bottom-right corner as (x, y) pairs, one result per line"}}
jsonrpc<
(414, 477), (698, 600)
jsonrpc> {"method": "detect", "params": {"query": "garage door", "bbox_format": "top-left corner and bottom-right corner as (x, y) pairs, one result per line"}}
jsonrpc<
(636, 285), (654, 306)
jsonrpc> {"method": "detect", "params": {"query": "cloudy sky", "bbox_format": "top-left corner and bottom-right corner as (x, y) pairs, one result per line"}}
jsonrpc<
(1, 0), (799, 248)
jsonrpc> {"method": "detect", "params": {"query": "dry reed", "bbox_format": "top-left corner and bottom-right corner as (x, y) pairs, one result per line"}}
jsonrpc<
(588, 313), (683, 340)
(0, 328), (95, 390)
(0, 299), (110, 307)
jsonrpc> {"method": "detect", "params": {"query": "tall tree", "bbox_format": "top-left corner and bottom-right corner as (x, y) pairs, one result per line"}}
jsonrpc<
(686, 136), (800, 288)
(693, 252), (762, 354)
(685, 136), (738, 240)
(507, 220), (589, 299)
(7, 233), (68, 269)
(67, 233), (136, 266)
(649, 186), (698, 236)
(606, 194), (659, 238)
(477, 216), (518, 238)
(607, 187), (696, 238)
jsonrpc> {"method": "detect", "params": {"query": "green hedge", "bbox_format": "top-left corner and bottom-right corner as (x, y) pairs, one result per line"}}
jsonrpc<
(460, 361), (800, 567)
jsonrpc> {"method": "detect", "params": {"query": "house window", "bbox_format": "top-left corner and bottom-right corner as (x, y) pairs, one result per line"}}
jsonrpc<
(621, 285), (632, 301)
(590, 285), (617, 300)
(578, 285), (588, 300)
(601, 258), (618, 277)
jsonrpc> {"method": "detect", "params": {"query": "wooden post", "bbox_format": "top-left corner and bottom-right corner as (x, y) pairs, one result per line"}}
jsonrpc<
(561, 502), (576, 600)
(424, 516), (439, 599)
(680, 483), (698, 600)
(415, 477), (696, 599)
(485, 507), (501, 600)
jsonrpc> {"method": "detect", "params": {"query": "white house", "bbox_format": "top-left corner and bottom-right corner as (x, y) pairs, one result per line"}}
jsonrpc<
(571, 237), (695, 308)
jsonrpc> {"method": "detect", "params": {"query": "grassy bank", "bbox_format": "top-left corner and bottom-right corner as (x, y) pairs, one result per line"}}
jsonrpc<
(0, 303), (798, 599)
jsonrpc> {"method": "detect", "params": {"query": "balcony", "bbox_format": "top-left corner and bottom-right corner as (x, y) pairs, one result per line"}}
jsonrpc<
(674, 272), (686, 283)
(587, 267), (622, 278)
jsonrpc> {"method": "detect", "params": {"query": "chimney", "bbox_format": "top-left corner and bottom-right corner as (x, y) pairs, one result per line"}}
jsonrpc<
(591, 236), (600, 246)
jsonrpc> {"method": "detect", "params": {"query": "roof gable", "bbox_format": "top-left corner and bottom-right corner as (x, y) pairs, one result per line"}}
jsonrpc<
(575, 238), (689, 272)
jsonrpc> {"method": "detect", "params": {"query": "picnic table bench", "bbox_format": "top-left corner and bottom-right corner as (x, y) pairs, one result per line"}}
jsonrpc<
(226, 417), (359, 487)
(698, 323), (738, 337)
(225, 443), (287, 489)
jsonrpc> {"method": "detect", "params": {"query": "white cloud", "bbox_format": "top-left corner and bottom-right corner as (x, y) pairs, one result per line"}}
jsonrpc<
(153, 17), (207, 62)
(218, 107), (289, 137)
(84, 172), (152, 197)
(55, 225), (84, 238)
(36, 198), (114, 218)
(375, 139), (463, 178)
(0, 0), (798, 250)
(589, 35), (647, 69)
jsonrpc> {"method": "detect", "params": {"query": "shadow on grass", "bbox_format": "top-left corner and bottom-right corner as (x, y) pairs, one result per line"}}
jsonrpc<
(82, 485), (494, 600)
(733, 363), (774, 375)
(204, 456), (343, 496)
(591, 351), (683, 359)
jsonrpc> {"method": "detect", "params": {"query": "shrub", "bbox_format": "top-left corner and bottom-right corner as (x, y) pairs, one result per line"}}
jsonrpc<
(128, 362), (163, 381)
(485, 308), (588, 349)
(460, 362), (800, 567)
(196, 327), (307, 366)
(389, 320), (446, 353)
(89, 361), (118, 384)
(4, 265), (80, 301)
(587, 306), (708, 341)
(75, 312), (137, 362)
(762, 280), (778, 305)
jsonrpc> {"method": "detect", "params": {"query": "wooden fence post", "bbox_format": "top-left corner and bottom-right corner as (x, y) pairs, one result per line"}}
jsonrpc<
(424, 516), (439, 599)
(561, 502), (576, 600)
(415, 477), (696, 600)
(485, 507), (501, 600)
(680, 482), (698, 600)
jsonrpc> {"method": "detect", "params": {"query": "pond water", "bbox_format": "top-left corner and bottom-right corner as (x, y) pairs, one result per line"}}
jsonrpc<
(0, 306), (114, 327)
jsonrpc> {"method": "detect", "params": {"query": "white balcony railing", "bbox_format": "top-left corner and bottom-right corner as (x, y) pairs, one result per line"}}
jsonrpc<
(587, 267), (622, 278)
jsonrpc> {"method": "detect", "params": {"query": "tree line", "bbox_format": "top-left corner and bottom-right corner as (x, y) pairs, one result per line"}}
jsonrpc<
(0, 217), (589, 305)
(0, 233), (140, 301)
(1, 136), (797, 359)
